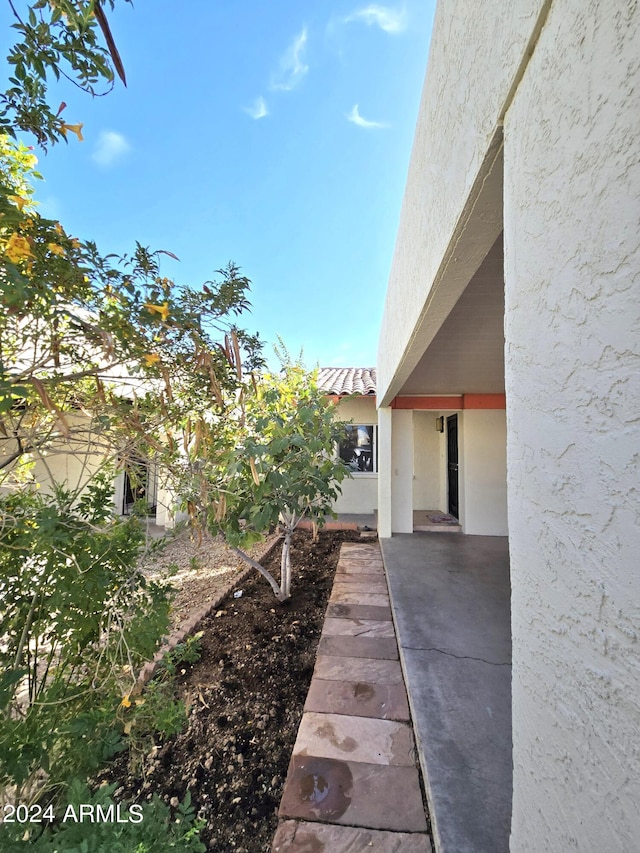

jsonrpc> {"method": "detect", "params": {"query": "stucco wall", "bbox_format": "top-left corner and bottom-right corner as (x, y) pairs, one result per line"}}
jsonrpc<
(460, 409), (508, 535)
(413, 410), (441, 510)
(504, 1), (640, 849)
(332, 396), (378, 514)
(1, 413), (106, 497)
(391, 409), (414, 533)
(377, 0), (547, 403)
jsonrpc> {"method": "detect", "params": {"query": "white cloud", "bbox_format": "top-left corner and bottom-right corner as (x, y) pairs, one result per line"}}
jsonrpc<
(345, 4), (407, 34)
(270, 27), (309, 91)
(92, 131), (131, 167)
(347, 104), (389, 129)
(244, 96), (269, 120)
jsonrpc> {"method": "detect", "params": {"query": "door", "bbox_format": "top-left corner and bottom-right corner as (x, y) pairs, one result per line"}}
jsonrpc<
(447, 414), (459, 519)
(122, 457), (158, 516)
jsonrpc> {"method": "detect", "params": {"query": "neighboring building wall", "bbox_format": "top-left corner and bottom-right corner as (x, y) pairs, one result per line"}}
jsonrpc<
(0, 413), (168, 525)
(332, 396), (378, 515)
(1, 413), (106, 497)
(460, 409), (507, 536)
(504, 2), (640, 850)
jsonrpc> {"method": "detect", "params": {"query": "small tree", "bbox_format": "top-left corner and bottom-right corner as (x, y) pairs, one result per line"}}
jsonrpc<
(204, 359), (351, 602)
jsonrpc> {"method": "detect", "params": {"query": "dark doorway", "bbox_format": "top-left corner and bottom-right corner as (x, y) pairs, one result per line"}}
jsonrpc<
(122, 457), (157, 517)
(447, 414), (459, 519)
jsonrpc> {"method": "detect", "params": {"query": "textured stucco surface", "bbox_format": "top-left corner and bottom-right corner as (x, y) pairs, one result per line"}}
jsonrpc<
(377, 407), (393, 538)
(504, 1), (640, 849)
(377, 0), (546, 403)
(412, 410), (442, 510)
(391, 410), (413, 533)
(460, 410), (508, 536)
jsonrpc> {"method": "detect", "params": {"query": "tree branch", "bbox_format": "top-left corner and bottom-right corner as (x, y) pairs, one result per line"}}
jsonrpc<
(229, 543), (287, 601)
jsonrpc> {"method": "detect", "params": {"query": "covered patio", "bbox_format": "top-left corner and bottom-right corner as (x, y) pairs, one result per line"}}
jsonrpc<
(381, 532), (511, 853)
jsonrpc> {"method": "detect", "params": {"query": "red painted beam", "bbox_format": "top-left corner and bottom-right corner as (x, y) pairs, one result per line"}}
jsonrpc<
(462, 394), (506, 409)
(391, 394), (506, 410)
(392, 396), (463, 410)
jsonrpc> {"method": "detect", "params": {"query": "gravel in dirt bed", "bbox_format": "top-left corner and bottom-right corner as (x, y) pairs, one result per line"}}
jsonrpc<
(99, 529), (363, 852)
(138, 528), (279, 629)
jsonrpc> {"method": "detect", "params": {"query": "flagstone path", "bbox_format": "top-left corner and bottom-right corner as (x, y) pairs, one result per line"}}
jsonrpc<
(271, 541), (432, 852)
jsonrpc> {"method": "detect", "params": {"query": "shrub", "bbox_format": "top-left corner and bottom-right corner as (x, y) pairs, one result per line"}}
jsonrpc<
(0, 780), (205, 852)
(0, 476), (172, 801)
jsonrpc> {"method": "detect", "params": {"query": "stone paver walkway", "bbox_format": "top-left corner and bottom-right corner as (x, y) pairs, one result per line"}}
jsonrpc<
(271, 542), (432, 852)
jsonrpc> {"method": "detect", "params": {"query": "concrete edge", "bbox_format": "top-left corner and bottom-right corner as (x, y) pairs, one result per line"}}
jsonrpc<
(378, 538), (439, 853)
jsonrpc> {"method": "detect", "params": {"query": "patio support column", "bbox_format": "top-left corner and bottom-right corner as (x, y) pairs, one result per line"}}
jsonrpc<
(377, 406), (393, 538)
(391, 409), (414, 533)
(378, 407), (414, 537)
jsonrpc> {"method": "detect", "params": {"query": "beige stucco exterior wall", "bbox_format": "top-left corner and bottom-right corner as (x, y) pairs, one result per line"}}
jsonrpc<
(377, 0), (547, 404)
(412, 410), (441, 510)
(460, 409), (508, 536)
(377, 407), (393, 538)
(332, 396), (378, 514)
(376, 407), (414, 535)
(391, 409), (414, 533)
(0, 413), (107, 498)
(504, 1), (640, 850)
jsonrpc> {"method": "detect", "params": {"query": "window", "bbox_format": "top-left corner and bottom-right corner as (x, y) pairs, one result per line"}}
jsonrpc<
(339, 424), (377, 473)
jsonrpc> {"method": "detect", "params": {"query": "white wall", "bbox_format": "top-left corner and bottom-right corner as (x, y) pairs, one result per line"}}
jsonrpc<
(412, 410), (441, 510)
(1, 413), (108, 498)
(460, 409), (508, 535)
(504, 1), (640, 849)
(391, 410), (414, 533)
(377, 0), (547, 404)
(377, 407), (393, 538)
(377, 407), (414, 536)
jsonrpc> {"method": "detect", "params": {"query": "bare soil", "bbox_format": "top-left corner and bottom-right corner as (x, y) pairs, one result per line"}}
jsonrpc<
(98, 528), (362, 852)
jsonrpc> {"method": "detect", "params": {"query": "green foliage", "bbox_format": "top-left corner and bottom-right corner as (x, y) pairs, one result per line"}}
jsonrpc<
(0, 7), (263, 491)
(159, 633), (203, 678)
(0, 0), (259, 814)
(0, 477), (173, 798)
(119, 681), (186, 776)
(0, 781), (206, 852)
(120, 633), (202, 773)
(215, 362), (349, 544)
(202, 358), (351, 599)
(2, 0), (131, 147)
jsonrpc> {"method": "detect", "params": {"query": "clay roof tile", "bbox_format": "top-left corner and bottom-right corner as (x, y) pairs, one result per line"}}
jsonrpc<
(316, 367), (377, 396)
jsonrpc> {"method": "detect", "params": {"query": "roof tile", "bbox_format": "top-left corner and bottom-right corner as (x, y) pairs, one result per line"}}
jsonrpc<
(316, 367), (377, 396)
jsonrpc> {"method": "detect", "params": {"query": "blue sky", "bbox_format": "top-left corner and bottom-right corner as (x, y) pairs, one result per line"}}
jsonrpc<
(3, 1), (435, 368)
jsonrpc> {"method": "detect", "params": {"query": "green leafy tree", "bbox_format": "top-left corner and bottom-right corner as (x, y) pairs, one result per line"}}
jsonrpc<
(202, 358), (351, 601)
(0, 0), (260, 817)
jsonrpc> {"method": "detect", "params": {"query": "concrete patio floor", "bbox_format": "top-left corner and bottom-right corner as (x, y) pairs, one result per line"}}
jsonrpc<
(381, 533), (512, 853)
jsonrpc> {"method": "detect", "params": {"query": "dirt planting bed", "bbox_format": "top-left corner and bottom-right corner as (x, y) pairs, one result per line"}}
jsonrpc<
(98, 529), (362, 852)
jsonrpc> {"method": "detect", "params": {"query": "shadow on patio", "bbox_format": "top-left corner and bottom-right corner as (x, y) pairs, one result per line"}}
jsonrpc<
(380, 533), (512, 853)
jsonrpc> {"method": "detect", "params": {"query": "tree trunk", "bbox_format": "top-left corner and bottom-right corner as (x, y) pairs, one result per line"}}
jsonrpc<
(280, 530), (292, 600)
(229, 545), (287, 601)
